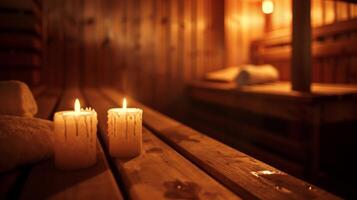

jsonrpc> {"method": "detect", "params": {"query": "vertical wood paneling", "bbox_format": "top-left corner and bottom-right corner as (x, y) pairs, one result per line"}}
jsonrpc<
(63, 0), (81, 87)
(183, 0), (193, 82)
(110, 0), (122, 89)
(195, 0), (204, 80)
(100, 0), (113, 86)
(81, 0), (99, 87)
(248, 0), (357, 84)
(44, 0), (65, 87)
(312, 0), (323, 26)
(139, 0), (153, 105)
(42, 0), (357, 116)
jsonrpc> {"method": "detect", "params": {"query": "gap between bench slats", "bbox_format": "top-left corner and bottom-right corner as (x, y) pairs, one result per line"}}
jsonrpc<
(100, 87), (340, 200)
(83, 88), (240, 200)
(19, 87), (123, 200)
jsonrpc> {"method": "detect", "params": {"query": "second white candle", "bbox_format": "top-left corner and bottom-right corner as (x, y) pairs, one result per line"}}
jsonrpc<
(108, 98), (143, 158)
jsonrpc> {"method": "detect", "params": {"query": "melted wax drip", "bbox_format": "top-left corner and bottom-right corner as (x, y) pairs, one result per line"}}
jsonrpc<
(133, 115), (136, 136)
(125, 115), (128, 140)
(63, 116), (67, 141)
(85, 116), (90, 138)
(74, 116), (79, 136)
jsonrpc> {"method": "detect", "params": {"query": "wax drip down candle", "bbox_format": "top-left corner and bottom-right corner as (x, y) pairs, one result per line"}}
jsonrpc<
(108, 98), (143, 158)
(54, 99), (98, 170)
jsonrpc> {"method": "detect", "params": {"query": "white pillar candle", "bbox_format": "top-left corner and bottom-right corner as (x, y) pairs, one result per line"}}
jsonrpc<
(108, 98), (143, 158)
(54, 99), (97, 170)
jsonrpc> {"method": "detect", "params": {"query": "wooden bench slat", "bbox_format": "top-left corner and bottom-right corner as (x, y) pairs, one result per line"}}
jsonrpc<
(20, 87), (123, 200)
(190, 109), (305, 175)
(83, 88), (240, 200)
(188, 81), (357, 123)
(100, 88), (340, 200)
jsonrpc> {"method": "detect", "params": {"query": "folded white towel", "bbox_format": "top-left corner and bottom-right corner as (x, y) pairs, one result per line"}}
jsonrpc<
(236, 64), (279, 85)
(0, 80), (38, 117)
(0, 115), (53, 172)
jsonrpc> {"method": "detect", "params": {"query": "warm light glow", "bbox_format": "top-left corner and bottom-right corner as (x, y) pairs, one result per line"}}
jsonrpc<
(262, 0), (274, 14)
(74, 98), (81, 113)
(122, 98), (127, 109)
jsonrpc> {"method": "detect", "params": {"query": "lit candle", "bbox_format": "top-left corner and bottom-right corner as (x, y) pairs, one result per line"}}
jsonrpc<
(108, 98), (143, 158)
(54, 99), (97, 170)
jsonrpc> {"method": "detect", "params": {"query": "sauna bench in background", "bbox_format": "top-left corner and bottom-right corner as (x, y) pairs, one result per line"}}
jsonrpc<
(187, 80), (357, 194)
(0, 86), (340, 200)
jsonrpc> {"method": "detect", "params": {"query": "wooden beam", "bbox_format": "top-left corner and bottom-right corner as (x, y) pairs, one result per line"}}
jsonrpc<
(291, 0), (312, 92)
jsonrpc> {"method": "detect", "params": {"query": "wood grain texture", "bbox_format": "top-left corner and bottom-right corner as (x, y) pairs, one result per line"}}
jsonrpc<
(39, 0), (226, 118)
(251, 5), (357, 84)
(291, 0), (312, 91)
(0, 0), (41, 17)
(83, 88), (240, 200)
(0, 0), (43, 86)
(100, 87), (340, 200)
(20, 88), (123, 200)
(188, 81), (357, 122)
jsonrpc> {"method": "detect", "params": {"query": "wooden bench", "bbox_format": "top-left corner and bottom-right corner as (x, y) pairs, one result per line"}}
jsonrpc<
(0, 86), (341, 199)
(187, 80), (357, 195)
(186, 18), (357, 196)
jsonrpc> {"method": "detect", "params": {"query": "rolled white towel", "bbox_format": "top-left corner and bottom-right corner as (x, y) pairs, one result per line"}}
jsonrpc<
(205, 66), (242, 82)
(0, 80), (38, 117)
(236, 64), (279, 85)
(0, 115), (53, 172)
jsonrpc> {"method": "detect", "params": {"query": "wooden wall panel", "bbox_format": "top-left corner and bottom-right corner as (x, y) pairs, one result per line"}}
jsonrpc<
(249, 0), (357, 84)
(102, 0), (223, 117)
(183, 0), (193, 82)
(270, 0), (357, 30)
(39, 0), (357, 116)
(45, 0), (64, 87)
(225, 0), (264, 67)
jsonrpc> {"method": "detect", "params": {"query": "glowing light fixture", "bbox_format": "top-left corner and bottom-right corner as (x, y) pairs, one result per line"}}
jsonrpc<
(262, 0), (274, 14)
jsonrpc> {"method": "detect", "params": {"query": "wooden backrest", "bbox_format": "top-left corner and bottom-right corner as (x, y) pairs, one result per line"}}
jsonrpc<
(251, 18), (357, 83)
(0, 0), (42, 86)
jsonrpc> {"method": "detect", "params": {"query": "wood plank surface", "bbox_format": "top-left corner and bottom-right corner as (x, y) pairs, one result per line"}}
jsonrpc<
(187, 81), (357, 123)
(100, 87), (340, 200)
(83, 88), (240, 200)
(20, 88), (123, 200)
(189, 81), (357, 100)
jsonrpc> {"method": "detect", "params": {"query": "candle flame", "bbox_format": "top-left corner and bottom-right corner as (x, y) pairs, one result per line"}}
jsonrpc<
(123, 98), (127, 109)
(75, 98), (81, 113)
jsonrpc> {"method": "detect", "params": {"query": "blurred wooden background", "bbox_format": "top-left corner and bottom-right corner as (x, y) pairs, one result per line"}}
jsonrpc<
(1, 0), (357, 117)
